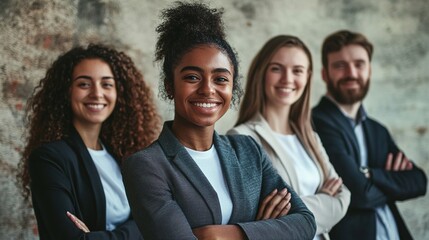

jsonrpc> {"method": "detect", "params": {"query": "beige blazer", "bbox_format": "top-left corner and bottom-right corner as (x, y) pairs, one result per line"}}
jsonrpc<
(228, 113), (350, 239)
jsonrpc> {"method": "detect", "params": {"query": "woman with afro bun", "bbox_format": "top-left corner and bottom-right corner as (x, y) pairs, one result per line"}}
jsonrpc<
(122, 2), (316, 239)
(18, 44), (160, 239)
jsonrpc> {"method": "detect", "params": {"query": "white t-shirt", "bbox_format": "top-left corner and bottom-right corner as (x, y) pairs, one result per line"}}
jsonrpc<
(88, 144), (130, 231)
(185, 145), (233, 224)
(274, 133), (321, 197)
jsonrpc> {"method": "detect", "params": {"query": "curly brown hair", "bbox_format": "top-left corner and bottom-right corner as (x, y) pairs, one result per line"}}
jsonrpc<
(18, 44), (161, 201)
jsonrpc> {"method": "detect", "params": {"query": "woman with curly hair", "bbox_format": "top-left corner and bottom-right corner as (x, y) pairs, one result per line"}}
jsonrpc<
(18, 44), (160, 240)
(122, 2), (316, 240)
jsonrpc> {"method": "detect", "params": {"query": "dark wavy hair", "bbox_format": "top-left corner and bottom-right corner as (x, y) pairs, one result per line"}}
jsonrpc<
(155, 1), (243, 107)
(18, 44), (161, 201)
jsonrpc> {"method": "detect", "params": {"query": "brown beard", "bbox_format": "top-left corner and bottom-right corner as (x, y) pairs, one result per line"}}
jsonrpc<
(327, 76), (370, 104)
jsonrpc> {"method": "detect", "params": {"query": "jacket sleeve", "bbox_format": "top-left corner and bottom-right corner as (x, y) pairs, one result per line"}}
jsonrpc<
(369, 129), (427, 201)
(236, 138), (317, 240)
(300, 135), (351, 235)
(29, 145), (142, 240)
(122, 148), (197, 240)
(312, 117), (388, 209)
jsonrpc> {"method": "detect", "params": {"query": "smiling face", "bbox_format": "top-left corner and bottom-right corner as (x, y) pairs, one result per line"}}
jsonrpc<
(172, 45), (233, 130)
(323, 44), (371, 104)
(264, 46), (310, 111)
(70, 58), (117, 132)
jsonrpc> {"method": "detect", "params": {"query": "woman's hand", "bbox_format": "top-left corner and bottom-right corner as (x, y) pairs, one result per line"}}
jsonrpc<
(256, 188), (291, 220)
(319, 177), (342, 196)
(66, 211), (90, 233)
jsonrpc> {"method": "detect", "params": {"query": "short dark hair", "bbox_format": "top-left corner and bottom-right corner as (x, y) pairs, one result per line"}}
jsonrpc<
(322, 30), (374, 69)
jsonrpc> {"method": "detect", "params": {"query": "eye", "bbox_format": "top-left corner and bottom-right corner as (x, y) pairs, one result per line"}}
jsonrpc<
(293, 68), (305, 75)
(184, 74), (200, 82)
(355, 61), (365, 69)
(269, 65), (281, 72)
(332, 62), (346, 69)
(76, 81), (91, 89)
(215, 76), (229, 83)
(102, 80), (115, 88)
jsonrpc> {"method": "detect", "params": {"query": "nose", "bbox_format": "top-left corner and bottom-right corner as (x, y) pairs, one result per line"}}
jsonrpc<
(280, 69), (293, 83)
(90, 84), (103, 98)
(346, 65), (358, 78)
(198, 78), (215, 96)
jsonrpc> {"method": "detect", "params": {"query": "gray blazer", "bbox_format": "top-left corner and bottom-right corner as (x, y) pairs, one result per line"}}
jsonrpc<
(228, 113), (350, 239)
(123, 121), (316, 240)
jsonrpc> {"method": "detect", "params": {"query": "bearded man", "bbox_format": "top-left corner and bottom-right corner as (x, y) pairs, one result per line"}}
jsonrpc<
(312, 30), (426, 240)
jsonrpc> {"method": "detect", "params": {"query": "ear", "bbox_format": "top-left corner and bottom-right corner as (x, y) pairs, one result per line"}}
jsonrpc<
(321, 68), (328, 83)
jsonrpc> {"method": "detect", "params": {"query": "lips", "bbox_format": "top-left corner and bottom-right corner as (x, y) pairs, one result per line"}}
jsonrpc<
(85, 103), (106, 110)
(193, 102), (218, 108)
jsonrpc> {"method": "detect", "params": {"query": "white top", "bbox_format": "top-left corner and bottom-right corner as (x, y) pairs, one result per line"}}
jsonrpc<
(274, 133), (321, 196)
(88, 144), (130, 231)
(185, 145), (233, 224)
(275, 133), (322, 240)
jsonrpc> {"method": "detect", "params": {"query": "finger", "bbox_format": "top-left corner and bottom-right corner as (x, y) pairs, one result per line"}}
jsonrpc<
(269, 192), (291, 219)
(322, 178), (335, 189)
(385, 153), (393, 170)
(278, 202), (291, 217)
(330, 179), (343, 194)
(256, 189), (277, 220)
(261, 188), (288, 220)
(392, 152), (403, 171)
(400, 157), (408, 170)
(67, 211), (90, 233)
(406, 161), (413, 170)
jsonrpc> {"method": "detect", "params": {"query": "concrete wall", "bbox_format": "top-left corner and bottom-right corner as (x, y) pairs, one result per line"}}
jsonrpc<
(1, 0), (428, 239)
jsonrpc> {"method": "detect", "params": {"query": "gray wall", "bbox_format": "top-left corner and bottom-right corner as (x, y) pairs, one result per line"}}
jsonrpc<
(1, 0), (428, 239)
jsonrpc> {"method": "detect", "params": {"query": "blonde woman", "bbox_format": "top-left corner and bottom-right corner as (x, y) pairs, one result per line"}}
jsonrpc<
(228, 35), (350, 240)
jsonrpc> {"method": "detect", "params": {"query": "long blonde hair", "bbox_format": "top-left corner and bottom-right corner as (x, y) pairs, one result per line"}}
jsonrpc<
(236, 35), (328, 179)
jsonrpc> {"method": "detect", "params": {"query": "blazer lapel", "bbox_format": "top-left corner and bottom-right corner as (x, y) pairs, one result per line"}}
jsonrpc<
(251, 114), (299, 191)
(157, 122), (222, 224)
(319, 97), (361, 165)
(213, 132), (247, 223)
(64, 127), (106, 229)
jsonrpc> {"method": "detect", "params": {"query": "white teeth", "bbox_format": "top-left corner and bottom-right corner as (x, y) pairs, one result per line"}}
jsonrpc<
(277, 87), (294, 93)
(86, 104), (105, 110)
(194, 102), (217, 108)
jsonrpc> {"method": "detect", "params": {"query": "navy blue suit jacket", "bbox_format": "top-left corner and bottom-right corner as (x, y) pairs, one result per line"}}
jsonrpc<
(123, 121), (316, 240)
(29, 128), (142, 240)
(312, 97), (427, 240)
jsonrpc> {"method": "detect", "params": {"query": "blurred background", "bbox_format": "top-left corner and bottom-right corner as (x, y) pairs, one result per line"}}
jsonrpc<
(0, 0), (428, 239)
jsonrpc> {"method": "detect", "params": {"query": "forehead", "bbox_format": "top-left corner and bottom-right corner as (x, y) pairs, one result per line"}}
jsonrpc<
(270, 46), (309, 67)
(327, 44), (369, 64)
(176, 45), (233, 73)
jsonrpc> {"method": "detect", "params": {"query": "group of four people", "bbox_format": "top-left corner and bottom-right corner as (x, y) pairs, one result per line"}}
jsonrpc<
(18, 1), (426, 240)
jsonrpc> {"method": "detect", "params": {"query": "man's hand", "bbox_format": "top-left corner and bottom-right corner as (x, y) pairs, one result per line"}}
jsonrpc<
(385, 152), (413, 171)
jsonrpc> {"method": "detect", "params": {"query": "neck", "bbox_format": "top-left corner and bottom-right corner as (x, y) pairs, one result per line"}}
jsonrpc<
(73, 122), (102, 150)
(326, 94), (361, 120)
(263, 105), (293, 135)
(172, 118), (214, 151)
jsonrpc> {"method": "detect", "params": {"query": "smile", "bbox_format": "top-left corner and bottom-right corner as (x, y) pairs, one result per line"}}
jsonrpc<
(276, 87), (295, 92)
(85, 104), (106, 110)
(193, 102), (218, 108)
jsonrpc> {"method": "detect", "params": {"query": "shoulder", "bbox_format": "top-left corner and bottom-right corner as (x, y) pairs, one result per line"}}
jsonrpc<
(227, 122), (255, 136)
(30, 140), (75, 161)
(218, 134), (264, 157)
(123, 141), (165, 169)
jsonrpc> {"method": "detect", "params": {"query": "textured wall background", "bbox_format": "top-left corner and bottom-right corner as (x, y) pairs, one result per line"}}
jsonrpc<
(0, 0), (428, 239)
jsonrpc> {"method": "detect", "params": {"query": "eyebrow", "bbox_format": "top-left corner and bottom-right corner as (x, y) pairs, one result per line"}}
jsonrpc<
(180, 66), (232, 75)
(269, 62), (306, 68)
(73, 75), (115, 81)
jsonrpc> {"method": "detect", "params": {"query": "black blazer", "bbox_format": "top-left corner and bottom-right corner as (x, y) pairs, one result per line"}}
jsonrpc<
(29, 128), (142, 240)
(312, 97), (427, 240)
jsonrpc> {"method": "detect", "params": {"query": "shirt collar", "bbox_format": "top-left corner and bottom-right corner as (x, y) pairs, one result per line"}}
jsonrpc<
(324, 95), (367, 127)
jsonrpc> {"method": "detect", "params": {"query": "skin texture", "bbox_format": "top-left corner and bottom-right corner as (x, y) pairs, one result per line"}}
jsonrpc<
(70, 59), (117, 150)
